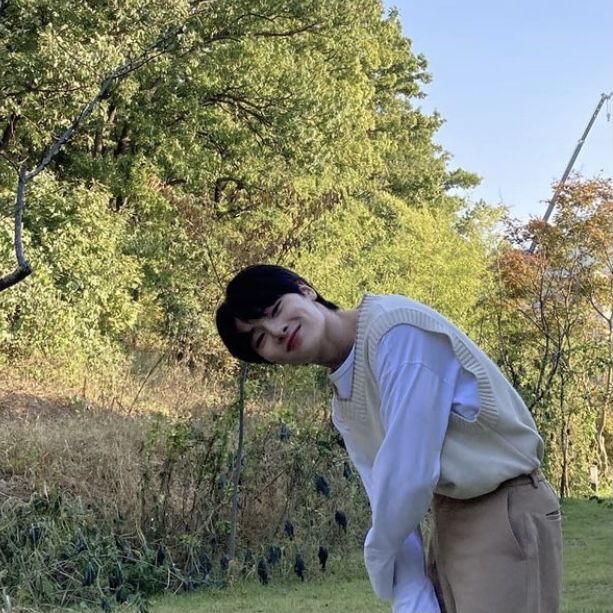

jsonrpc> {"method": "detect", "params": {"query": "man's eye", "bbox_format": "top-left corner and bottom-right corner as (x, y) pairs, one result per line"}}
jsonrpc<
(271, 301), (280, 316)
(255, 333), (265, 348)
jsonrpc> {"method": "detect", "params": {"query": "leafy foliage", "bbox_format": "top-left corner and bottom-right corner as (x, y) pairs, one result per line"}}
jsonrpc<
(0, 0), (484, 380)
(484, 177), (613, 496)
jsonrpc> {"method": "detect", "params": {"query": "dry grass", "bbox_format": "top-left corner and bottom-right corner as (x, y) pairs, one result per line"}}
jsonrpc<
(0, 356), (240, 510)
(0, 351), (237, 417)
(0, 390), (145, 523)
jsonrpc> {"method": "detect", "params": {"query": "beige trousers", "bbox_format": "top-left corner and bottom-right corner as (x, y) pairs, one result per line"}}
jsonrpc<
(428, 471), (562, 613)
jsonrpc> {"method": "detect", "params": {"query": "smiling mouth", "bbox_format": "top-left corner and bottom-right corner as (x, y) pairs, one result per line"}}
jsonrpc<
(286, 326), (300, 352)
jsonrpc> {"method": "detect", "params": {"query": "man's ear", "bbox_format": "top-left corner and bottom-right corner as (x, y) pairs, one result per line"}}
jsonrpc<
(297, 280), (317, 300)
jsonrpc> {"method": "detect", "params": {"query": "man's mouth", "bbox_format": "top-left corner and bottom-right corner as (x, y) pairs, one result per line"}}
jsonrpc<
(286, 326), (300, 352)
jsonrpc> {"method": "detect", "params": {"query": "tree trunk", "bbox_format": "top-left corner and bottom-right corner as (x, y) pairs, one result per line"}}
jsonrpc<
(559, 418), (570, 499)
(595, 324), (612, 473)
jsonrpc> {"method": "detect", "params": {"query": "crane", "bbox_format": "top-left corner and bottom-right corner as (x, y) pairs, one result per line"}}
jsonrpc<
(529, 91), (612, 254)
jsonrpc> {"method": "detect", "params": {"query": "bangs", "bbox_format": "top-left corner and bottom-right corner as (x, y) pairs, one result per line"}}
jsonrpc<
(215, 301), (270, 364)
(226, 287), (286, 322)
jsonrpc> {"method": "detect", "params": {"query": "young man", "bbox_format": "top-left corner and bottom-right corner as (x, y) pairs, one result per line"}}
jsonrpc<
(216, 264), (562, 613)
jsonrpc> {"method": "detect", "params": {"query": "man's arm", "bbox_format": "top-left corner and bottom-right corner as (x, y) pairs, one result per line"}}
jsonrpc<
(364, 325), (456, 609)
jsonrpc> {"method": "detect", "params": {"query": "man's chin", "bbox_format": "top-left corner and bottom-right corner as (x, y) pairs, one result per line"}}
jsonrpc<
(285, 353), (311, 366)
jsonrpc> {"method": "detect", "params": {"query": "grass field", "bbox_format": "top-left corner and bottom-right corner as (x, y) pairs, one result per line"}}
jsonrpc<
(146, 498), (612, 613)
(559, 498), (613, 613)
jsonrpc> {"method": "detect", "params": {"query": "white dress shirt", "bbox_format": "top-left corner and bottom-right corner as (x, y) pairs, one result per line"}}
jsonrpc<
(329, 324), (480, 613)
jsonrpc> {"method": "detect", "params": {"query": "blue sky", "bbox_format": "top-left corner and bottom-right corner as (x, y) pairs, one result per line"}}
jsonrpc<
(386, 1), (613, 219)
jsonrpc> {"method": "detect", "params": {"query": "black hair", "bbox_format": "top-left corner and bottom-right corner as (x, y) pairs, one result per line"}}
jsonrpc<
(215, 264), (338, 364)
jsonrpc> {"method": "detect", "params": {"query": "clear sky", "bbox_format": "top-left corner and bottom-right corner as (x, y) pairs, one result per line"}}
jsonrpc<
(386, 1), (613, 219)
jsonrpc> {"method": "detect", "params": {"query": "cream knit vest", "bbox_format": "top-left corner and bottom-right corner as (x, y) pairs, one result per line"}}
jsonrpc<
(335, 294), (544, 499)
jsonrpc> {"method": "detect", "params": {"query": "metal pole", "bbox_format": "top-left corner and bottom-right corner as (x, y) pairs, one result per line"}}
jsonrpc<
(529, 92), (612, 254)
(228, 362), (249, 562)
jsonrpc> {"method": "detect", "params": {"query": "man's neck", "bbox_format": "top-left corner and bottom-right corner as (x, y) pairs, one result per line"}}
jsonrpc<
(323, 308), (359, 371)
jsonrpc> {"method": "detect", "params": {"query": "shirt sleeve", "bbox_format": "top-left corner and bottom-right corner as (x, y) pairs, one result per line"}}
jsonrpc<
(393, 529), (441, 613)
(363, 325), (455, 608)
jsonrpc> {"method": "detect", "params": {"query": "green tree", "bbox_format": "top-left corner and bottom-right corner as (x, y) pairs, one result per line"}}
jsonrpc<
(1, 0), (491, 386)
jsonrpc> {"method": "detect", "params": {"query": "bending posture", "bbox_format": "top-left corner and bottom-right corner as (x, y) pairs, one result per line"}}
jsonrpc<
(216, 264), (562, 613)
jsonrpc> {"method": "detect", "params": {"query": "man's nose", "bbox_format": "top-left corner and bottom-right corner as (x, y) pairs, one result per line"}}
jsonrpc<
(265, 320), (289, 338)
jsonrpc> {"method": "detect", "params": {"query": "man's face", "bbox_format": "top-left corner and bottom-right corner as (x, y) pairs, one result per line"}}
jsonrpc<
(235, 284), (327, 365)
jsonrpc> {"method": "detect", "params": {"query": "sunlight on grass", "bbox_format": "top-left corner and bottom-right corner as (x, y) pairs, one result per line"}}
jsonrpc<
(151, 576), (387, 613)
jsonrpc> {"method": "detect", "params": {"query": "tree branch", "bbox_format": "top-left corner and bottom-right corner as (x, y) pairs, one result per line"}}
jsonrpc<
(0, 14), (201, 293)
(252, 22), (320, 38)
(0, 113), (20, 152)
(1, 1), (310, 294)
(0, 165), (32, 291)
(27, 22), (187, 182)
